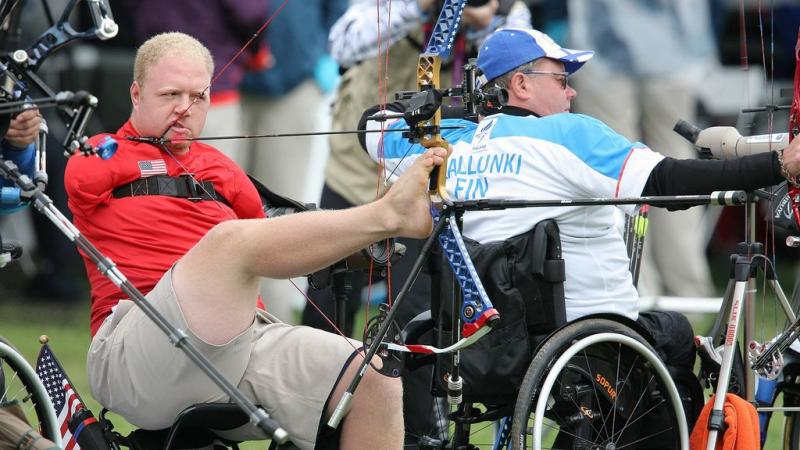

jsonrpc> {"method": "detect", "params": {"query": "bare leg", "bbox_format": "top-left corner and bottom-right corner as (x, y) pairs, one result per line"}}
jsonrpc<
(171, 148), (446, 344)
(329, 357), (404, 450)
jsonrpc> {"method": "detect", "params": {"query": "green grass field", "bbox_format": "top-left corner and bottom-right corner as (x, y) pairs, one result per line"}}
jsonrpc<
(0, 293), (795, 448)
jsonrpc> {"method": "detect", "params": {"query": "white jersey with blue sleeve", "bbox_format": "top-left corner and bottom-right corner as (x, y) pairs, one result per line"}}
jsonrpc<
(365, 112), (664, 321)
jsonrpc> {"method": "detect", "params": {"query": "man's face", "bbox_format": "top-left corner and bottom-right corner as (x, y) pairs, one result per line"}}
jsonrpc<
(520, 59), (576, 116)
(129, 53), (211, 153)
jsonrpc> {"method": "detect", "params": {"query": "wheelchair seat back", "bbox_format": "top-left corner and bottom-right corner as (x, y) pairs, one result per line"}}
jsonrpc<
(431, 219), (566, 405)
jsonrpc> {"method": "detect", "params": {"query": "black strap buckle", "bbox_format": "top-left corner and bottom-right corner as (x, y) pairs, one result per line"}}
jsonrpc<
(181, 174), (203, 202)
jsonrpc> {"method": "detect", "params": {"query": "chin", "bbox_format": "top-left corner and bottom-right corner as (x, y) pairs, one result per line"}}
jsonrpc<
(166, 142), (191, 154)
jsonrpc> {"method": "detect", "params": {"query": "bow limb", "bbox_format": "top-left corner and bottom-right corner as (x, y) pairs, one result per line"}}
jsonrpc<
(415, 0), (464, 204)
(415, 0), (499, 338)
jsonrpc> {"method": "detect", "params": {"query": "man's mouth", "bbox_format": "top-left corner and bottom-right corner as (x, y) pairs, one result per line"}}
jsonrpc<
(169, 125), (191, 141)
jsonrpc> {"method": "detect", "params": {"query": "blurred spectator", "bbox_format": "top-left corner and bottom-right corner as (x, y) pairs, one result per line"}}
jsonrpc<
(239, 0), (348, 323)
(128, 0), (269, 167)
(315, 0), (531, 444)
(566, 0), (718, 298)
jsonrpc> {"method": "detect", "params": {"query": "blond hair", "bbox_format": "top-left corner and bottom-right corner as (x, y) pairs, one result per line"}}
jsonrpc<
(133, 32), (214, 85)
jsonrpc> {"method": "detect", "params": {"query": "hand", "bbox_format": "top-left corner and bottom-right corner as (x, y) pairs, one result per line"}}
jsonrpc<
(382, 146), (448, 239)
(783, 137), (800, 178)
(5, 109), (41, 149)
(462, 0), (498, 30)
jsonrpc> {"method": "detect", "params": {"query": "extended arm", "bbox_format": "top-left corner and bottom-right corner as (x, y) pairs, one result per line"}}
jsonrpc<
(642, 152), (782, 200)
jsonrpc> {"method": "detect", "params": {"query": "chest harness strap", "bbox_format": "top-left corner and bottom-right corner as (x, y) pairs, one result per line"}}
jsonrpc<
(112, 175), (231, 207)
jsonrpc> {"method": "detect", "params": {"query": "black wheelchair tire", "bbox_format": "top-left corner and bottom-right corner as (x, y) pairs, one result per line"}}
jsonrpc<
(510, 318), (689, 450)
(0, 337), (61, 446)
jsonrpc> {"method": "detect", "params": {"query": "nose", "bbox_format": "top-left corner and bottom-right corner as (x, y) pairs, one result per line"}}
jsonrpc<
(173, 96), (193, 117)
(566, 85), (577, 99)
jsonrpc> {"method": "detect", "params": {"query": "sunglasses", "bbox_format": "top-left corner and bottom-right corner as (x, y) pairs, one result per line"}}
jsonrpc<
(521, 70), (569, 89)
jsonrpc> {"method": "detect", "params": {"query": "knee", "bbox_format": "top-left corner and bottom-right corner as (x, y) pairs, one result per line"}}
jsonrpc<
(660, 311), (696, 369)
(195, 221), (251, 261)
(360, 368), (403, 405)
(667, 312), (694, 347)
(203, 220), (239, 247)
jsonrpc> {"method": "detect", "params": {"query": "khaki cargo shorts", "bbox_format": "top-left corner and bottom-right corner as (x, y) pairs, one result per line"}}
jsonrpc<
(87, 267), (359, 450)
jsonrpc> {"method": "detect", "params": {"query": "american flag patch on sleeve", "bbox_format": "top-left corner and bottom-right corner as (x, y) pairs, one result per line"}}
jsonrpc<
(138, 159), (167, 177)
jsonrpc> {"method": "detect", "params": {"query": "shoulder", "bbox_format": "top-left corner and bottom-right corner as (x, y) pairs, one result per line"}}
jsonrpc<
(191, 142), (242, 168)
(489, 113), (630, 151)
(487, 112), (608, 138)
(190, 142), (253, 185)
(487, 113), (642, 178)
(441, 118), (477, 144)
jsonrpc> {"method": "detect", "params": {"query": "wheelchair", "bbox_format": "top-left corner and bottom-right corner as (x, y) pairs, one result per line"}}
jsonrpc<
(400, 219), (694, 450)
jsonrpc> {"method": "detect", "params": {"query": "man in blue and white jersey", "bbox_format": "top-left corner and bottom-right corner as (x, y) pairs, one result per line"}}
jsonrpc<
(360, 28), (800, 371)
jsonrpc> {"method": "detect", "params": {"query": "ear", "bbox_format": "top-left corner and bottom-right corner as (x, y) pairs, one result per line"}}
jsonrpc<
(130, 81), (141, 110)
(508, 72), (533, 102)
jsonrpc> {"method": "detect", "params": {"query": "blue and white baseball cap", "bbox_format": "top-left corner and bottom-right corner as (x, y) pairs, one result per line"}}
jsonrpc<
(476, 28), (594, 88)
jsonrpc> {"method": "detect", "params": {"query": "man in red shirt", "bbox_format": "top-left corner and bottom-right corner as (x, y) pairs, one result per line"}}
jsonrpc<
(65, 32), (445, 450)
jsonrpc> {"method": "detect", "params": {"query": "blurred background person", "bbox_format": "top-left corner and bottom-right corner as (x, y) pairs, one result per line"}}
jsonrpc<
(566, 0), (719, 298)
(239, 0), (348, 323)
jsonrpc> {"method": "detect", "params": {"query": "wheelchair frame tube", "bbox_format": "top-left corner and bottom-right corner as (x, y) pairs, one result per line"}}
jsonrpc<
(706, 258), (750, 450)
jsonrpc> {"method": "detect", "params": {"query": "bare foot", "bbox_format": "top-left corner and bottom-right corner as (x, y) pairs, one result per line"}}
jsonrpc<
(382, 147), (447, 238)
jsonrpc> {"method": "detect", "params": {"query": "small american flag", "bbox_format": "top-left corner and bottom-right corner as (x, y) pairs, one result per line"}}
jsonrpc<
(35, 344), (88, 450)
(138, 159), (167, 177)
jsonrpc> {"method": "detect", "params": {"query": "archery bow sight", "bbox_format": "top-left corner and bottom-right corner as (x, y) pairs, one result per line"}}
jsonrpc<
(391, 58), (507, 142)
(0, 0), (118, 158)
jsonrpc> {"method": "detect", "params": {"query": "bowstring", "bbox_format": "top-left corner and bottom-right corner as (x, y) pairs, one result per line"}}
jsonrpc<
(749, 0), (783, 344)
(364, 0), (395, 338)
(138, 0), (356, 341)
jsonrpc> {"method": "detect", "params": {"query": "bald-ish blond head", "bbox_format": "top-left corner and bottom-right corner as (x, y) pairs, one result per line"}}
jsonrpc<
(133, 32), (214, 86)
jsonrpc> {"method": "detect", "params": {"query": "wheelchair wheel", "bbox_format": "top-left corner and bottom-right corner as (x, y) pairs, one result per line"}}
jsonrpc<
(0, 338), (62, 447)
(510, 318), (689, 450)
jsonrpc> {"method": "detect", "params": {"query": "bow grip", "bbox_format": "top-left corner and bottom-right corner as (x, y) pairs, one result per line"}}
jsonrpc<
(425, 139), (451, 203)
